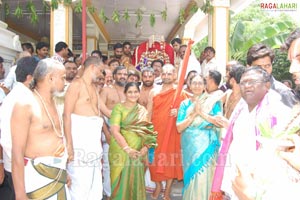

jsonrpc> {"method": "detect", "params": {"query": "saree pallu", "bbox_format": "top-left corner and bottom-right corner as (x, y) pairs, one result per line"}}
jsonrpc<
(109, 104), (157, 200)
(177, 95), (222, 200)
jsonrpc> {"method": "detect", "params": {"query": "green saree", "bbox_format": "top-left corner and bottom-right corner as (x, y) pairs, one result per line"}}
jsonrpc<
(109, 103), (157, 200)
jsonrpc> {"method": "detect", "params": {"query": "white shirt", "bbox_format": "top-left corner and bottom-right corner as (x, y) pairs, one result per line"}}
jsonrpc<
(3, 65), (17, 90)
(221, 91), (292, 199)
(178, 53), (201, 80)
(0, 82), (34, 172)
(201, 57), (218, 77)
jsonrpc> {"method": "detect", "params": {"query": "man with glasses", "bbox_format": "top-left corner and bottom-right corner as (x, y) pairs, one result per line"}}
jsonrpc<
(246, 43), (297, 108)
(211, 66), (292, 200)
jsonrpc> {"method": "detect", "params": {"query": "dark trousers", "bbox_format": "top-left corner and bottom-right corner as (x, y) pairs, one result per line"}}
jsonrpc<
(0, 170), (15, 200)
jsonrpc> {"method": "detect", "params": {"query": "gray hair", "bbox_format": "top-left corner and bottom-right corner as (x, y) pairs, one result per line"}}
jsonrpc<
(30, 58), (64, 89)
(141, 66), (154, 75)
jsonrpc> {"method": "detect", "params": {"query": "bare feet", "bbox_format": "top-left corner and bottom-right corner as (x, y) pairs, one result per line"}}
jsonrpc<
(163, 195), (171, 200)
(151, 184), (162, 199)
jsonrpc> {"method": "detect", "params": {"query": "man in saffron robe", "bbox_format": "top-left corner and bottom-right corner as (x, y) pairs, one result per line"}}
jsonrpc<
(147, 64), (186, 200)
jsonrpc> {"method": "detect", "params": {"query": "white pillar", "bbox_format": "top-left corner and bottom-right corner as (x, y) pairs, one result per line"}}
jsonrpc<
(50, 3), (72, 55)
(0, 21), (22, 74)
(211, 0), (230, 76)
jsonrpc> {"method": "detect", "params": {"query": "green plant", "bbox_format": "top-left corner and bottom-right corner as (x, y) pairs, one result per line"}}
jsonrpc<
(150, 13), (155, 27)
(135, 8), (143, 28)
(27, 0), (38, 24)
(179, 8), (185, 24)
(42, 0), (50, 13)
(50, 0), (59, 10)
(161, 7), (167, 21)
(74, 0), (82, 13)
(14, 3), (23, 19)
(88, 5), (96, 14)
(200, 0), (213, 14)
(190, 3), (198, 14)
(99, 8), (109, 23)
(123, 9), (130, 21)
(4, 3), (10, 16)
(112, 10), (120, 23)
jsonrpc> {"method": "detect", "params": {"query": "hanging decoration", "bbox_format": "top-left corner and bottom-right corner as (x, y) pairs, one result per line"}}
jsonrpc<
(4, 2), (10, 16)
(99, 8), (109, 23)
(161, 7), (167, 22)
(14, 3), (23, 19)
(88, 5), (96, 14)
(42, 0), (50, 13)
(74, 0), (82, 13)
(50, 0), (59, 10)
(112, 9), (121, 23)
(135, 8), (143, 28)
(190, 2), (199, 14)
(123, 9), (130, 22)
(150, 13), (155, 27)
(63, 0), (72, 6)
(26, 0), (38, 24)
(200, 0), (213, 14)
(3, 0), (209, 26)
(179, 8), (185, 25)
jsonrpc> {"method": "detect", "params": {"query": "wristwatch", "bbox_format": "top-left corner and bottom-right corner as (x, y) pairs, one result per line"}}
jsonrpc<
(0, 159), (4, 164)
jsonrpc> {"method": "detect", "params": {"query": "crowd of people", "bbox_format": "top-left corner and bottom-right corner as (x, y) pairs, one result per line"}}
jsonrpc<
(0, 28), (300, 200)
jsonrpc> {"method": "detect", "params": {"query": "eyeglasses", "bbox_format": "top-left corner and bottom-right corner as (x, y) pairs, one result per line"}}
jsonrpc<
(239, 79), (265, 87)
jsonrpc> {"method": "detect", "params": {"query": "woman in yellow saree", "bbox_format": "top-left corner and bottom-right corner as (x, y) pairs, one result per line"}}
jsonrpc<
(109, 82), (157, 200)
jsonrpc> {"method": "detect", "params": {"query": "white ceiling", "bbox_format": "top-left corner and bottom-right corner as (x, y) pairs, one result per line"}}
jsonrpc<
(90, 0), (191, 43)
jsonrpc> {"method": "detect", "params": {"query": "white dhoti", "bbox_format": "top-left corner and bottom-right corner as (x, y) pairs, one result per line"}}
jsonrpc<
(24, 156), (70, 200)
(67, 114), (103, 200)
(102, 116), (111, 197)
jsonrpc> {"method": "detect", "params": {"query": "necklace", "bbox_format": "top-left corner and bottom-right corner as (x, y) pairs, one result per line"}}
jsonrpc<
(34, 89), (64, 138)
(82, 78), (100, 116)
(114, 85), (125, 103)
(283, 108), (300, 132)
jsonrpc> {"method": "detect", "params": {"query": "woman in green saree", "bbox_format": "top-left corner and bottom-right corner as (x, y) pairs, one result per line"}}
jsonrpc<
(109, 82), (157, 200)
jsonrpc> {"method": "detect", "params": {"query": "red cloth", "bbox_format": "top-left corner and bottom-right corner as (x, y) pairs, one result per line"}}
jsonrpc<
(149, 88), (186, 182)
(132, 41), (174, 68)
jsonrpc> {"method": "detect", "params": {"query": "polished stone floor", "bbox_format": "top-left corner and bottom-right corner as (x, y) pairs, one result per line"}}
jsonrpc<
(146, 180), (183, 200)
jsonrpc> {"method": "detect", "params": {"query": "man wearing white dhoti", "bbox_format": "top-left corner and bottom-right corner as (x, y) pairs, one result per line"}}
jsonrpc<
(11, 58), (70, 199)
(64, 56), (106, 200)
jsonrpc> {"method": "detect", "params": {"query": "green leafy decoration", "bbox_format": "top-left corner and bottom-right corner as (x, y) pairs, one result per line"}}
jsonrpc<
(123, 9), (130, 22)
(74, 0), (82, 13)
(14, 3), (23, 19)
(200, 0), (213, 14)
(51, 0), (59, 10)
(42, 0), (50, 13)
(135, 8), (143, 28)
(112, 10), (120, 23)
(190, 3), (198, 14)
(99, 8), (109, 23)
(4, 3), (10, 16)
(27, 0), (39, 24)
(150, 13), (155, 27)
(88, 6), (96, 14)
(179, 8), (185, 25)
(63, 0), (72, 6)
(161, 7), (167, 21)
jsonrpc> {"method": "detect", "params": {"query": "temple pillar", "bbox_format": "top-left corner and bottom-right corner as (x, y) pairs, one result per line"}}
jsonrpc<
(0, 21), (22, 74)
(50, 3), (73, 55)
(209, 0), (230, 76)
